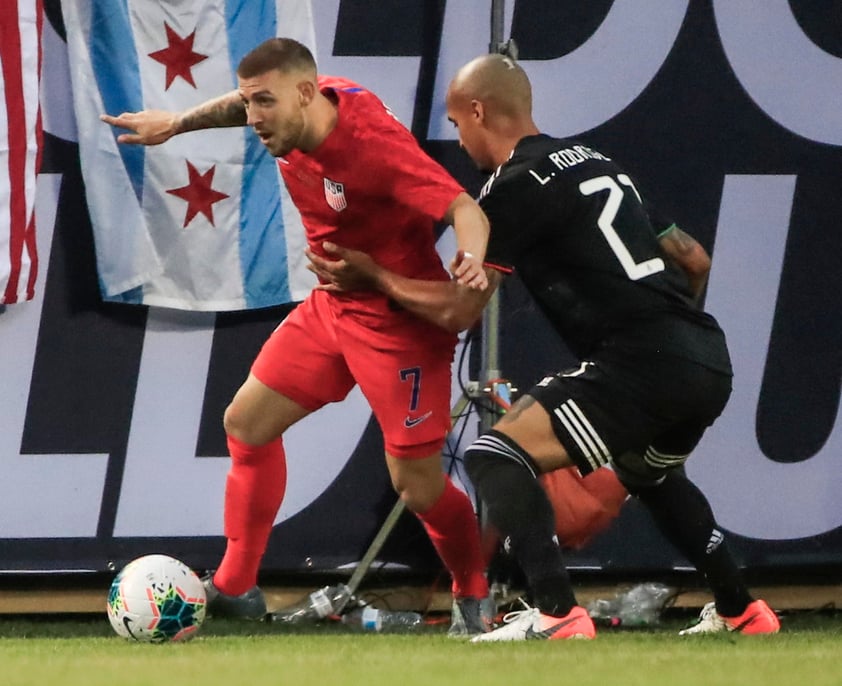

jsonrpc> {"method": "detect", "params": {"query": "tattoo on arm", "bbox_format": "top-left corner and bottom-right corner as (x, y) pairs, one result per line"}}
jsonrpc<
(658, 226), (711, 301)
(664, 227), (698, 255)
(497, 395), (537, 425)
(177, 91), (246, 132)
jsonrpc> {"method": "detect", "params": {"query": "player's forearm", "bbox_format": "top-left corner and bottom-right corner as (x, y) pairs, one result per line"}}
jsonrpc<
(658, 225), (711, 301)
(447, 193), (490, 260)
(374, 268), (494, 333)
(684, 262), (709, 301)
(175, 90), (247, 134)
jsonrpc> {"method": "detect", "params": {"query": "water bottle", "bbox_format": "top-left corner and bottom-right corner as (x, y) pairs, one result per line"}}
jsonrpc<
(271, 584), (354, 624)
(340, 605), (423, 633)
(616, 582), (675, 626)
(586, 582), (674, 627)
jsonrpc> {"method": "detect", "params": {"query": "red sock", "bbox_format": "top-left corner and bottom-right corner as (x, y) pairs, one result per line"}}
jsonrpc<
(213, 435), (287, 596)
(416, 478), (488, 599)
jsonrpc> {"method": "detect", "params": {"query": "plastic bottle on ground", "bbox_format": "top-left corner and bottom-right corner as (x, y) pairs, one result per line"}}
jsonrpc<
(586, 582), (675, 627)
(616, 581), (675, 626)
(340, 605), (423, 632)
(271, 584), (353, 624)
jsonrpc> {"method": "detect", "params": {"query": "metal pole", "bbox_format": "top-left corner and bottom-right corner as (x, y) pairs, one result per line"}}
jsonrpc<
(490, 0), (505, 53)
(479, 0), (510, 432)
(479, 297), (502, 432)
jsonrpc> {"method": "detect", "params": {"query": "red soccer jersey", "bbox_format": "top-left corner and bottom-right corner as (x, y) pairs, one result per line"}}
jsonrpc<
(278, 76), (463, 314)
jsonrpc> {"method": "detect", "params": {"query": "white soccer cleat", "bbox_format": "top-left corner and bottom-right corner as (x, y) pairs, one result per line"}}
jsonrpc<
(679, 600), (780, 635)
(470, 605), (595, 642)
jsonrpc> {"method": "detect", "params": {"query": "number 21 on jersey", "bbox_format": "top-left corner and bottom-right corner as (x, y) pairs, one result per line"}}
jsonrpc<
(579, 174), (665, 281)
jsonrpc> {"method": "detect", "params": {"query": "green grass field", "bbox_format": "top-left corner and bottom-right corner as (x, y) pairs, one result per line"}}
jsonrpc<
(2, 611), (841, 686)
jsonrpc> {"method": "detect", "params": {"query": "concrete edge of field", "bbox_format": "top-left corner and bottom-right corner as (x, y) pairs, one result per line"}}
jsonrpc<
(1, 583), (839, 615)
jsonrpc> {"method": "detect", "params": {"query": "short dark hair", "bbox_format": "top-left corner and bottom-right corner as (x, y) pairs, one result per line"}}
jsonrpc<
(237, 38), (317, 78)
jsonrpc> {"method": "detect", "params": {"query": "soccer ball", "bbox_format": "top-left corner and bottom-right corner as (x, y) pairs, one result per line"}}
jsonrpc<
(107, 554), (207, 643)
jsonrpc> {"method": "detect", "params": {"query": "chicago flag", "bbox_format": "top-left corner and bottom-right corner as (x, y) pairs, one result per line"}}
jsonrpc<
(0, 0), (41, 305)
(63, 0), (316, 311)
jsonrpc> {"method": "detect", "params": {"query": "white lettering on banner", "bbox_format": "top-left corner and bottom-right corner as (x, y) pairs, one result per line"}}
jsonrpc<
(429, 0), (689, 140)
(0, 175), (110, 538)
(688, 175), (842, 540)
(714, 1), (842, 146)
(113, 309), (370, 537)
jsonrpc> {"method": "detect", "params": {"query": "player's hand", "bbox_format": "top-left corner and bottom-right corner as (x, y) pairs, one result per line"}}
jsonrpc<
(450, 249), (488, 291)
(100, 110), (179, 145)
(306, 241), (381, 292)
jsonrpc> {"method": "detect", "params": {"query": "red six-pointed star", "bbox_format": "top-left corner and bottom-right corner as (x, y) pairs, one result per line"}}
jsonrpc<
(166, 161), (229, 227)
(148, 23), (208, 90)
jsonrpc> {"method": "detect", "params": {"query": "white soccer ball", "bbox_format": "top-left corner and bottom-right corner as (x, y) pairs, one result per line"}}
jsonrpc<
(106, 554), (207, 643)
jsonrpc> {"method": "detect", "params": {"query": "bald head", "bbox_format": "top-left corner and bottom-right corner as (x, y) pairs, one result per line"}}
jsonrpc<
(446, 54), (538, 171)
(448, 53), (533, 121)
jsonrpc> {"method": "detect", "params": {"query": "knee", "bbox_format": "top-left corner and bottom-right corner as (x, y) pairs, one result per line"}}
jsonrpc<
(389, 466), (445, 514)
(223, 400), (272, 446)
(612, 452), (671, 497)
(464, 446), (483, 482)
(464, 430), (540, 483)
(464, 433), (498, 479)
(395, 483), (430, 513)
(222, 401), (246, 441)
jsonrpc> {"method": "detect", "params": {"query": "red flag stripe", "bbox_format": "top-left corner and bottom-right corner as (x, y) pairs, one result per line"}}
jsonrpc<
(24, 0), (43, 301)
(0, 0), (40, 304)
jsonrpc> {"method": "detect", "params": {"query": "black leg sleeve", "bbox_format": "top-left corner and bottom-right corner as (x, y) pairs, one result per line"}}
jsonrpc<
(465, 430), (578, 616)
(632, 469), (753, 616)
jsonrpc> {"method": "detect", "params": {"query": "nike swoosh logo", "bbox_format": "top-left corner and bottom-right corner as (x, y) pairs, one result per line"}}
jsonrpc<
(122, 615), (139, 640)
(404, 411), (432, 428)
(524, 615), (580, 640)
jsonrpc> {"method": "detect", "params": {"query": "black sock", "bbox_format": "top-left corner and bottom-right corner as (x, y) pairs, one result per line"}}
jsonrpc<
(633, 470), (752, 617)
(465, 430), (577, 616)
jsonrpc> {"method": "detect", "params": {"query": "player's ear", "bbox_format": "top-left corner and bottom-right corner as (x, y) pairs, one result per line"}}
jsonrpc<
(297, 80), (316, 106)
(470, 99), (485, 122)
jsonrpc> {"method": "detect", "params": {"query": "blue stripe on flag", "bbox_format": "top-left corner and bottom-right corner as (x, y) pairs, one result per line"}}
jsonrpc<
(90, 0), (145, 203)
(226, 1), (293, 308)
(98, 275), (144, 306)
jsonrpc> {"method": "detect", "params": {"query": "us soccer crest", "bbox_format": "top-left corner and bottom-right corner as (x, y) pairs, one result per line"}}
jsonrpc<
(323, 178), (347, 212)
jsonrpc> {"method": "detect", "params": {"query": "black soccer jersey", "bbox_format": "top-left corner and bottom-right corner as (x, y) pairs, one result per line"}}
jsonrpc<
(479, 134), (731, 373)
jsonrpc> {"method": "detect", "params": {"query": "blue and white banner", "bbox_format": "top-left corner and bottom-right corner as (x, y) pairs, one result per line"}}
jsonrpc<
(63, 0), (316, 311)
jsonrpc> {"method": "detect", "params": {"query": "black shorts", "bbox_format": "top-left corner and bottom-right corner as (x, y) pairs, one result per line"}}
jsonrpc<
(527, 347), (732, 488)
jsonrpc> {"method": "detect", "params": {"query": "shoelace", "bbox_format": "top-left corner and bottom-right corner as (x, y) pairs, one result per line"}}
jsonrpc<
(699, 605), (719, 622)
(500, 609), (531, 624)
(685, 603), (724, 630)
(498, 600), (538, 625)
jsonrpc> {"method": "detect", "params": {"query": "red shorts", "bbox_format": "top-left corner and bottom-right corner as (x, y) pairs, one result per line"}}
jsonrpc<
(251, 289), (457, 458)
